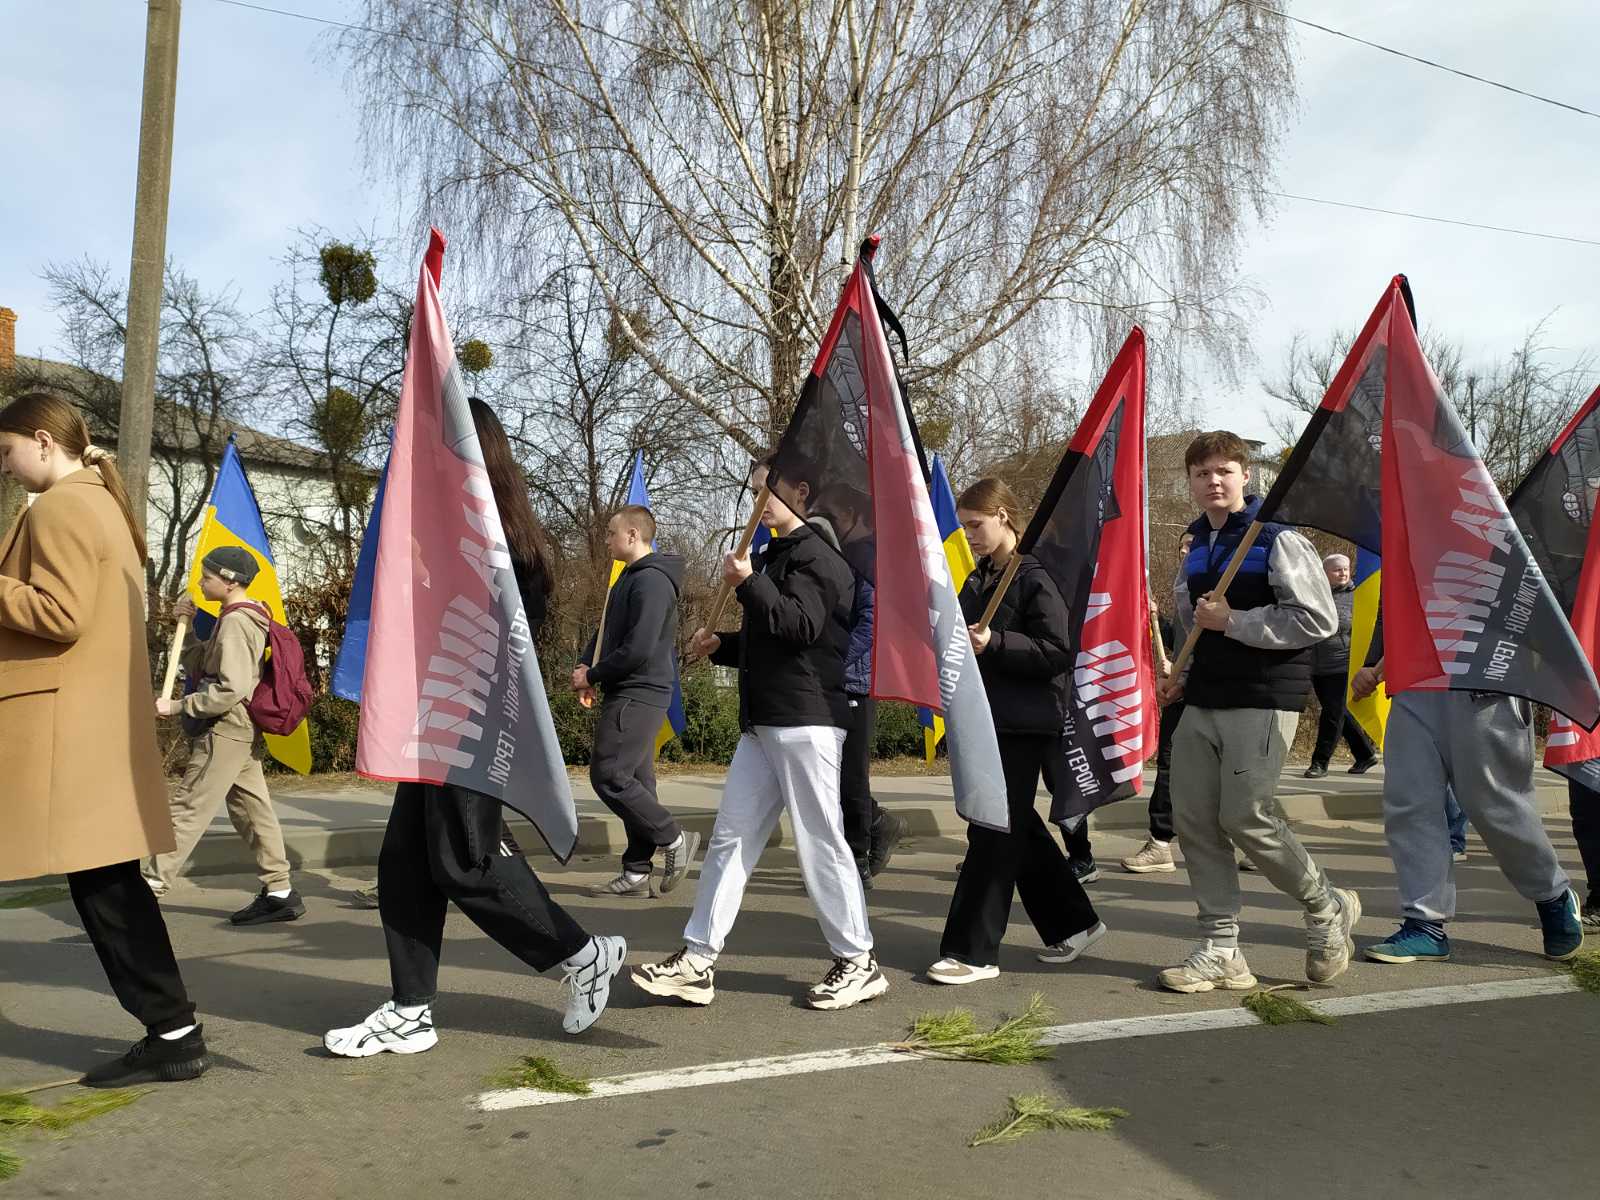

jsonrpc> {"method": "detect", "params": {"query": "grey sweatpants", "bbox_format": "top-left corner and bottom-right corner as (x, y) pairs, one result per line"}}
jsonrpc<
(684, 726), (872, 961)
(1383, 690), (1569, 923)
(1172, 706), (1335, 947)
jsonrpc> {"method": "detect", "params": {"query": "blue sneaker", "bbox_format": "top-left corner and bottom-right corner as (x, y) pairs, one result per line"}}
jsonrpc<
(1365, 921), (1451, 964)
(1536, 889), (1585, 961)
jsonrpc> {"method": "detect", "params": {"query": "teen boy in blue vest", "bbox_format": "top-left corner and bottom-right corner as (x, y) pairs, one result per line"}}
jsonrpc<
(1156, 432), (1361, 993)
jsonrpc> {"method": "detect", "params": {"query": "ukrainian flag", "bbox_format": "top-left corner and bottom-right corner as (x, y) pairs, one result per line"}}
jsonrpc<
(918, 453), (976, 762)
(607, 451), (686, 756)
(186, 437), (312, 774)
(1345, 547), (1389, 749)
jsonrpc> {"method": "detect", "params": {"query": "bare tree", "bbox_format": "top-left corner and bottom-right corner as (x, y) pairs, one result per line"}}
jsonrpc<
(343, 0), (1293, 456)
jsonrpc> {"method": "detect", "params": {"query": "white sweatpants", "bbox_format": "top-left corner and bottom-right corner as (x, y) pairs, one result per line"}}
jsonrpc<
(683, 726), (872, 960)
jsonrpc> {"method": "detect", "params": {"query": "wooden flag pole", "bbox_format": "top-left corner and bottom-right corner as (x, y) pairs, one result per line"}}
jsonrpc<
(159, 614), (189, 699)
(1149, 603), (1170, 677)
(1166, 520), (1265, 681)
(579, 586), (615, 709)
(973, 552), (1024, 633)
(701, 487), (771, 644)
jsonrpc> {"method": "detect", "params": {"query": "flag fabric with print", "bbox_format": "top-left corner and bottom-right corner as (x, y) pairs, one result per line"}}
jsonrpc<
(354, 230), (578, 859)
(1020, 329), (1157, 821)
(1344, 547), (1390, 749)
(186, 437), (312, 774)
(331, 458), (387, 702)
(917, 453), (976, 762)
(1508, 385), (1600, 782)
(766, 238), (1007, 829)
(1255, 276), (1599, 726)
(607, 450), (686, 756)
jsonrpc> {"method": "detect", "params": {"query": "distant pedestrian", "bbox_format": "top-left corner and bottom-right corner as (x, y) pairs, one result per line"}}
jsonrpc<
(1303, 553), (1378, 779)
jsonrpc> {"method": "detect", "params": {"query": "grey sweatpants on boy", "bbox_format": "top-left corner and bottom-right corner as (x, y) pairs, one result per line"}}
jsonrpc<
(1172, 706), (1335, 947)
(1383, 690), (1569, 923)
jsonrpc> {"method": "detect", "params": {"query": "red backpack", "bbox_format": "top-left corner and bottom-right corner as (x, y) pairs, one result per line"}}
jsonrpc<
(220, 601), (314, 736)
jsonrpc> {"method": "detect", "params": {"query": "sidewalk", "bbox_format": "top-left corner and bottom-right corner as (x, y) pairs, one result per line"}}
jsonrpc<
(165, 762), (1573, 878)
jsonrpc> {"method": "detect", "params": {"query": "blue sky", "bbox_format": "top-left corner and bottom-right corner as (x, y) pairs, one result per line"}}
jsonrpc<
(4, 1), (1597, 444)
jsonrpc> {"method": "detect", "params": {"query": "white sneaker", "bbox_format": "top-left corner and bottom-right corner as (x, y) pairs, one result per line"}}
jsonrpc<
(805, 955), (889, 1010)
(144, 874), (168, 898)
(1305, 888), (1361, 984)
(1037, 921), (1107, 964)
(1158, 941), (1257, 994)
(561, 935), (627, 1034)
(1120, 839), (1177, 873)
(925, 957), (999, 985)
(324, 1001), (438, 1057)
(631, 947), (716, 1006)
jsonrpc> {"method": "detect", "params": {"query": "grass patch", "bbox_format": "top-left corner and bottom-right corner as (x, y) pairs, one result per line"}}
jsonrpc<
(486, 1056), (592, 1096)
(0, 1147), (19, 1181)
(969, 1094), (1129, 1147)
(1242, 985), (1335, 1026)
(0, 887), (71, 910)
(0, 1088), (145, 1184)
(890, 993), (1054, 1064)
(1565, 948), (1600, 995)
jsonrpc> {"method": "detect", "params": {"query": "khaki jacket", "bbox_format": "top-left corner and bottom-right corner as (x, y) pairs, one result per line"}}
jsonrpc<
(180, 603), (267, 743)
(0, 470), (173, 881)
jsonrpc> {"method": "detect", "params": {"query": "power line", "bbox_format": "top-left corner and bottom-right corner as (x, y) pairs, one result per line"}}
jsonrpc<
(1270, 192), (1600, 248)
(1239, 0), (1600, 122)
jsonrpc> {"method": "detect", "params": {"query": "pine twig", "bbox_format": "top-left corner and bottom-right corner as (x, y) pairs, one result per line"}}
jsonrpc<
(1566, 948), (1600, 995)
(1241, 984), (1336, 1026)
(0, 887), (71, 910)
(889, 993), (1056, 1064)
(486, 1056), (592, 1095)
(969, 1094), (1129, 1147)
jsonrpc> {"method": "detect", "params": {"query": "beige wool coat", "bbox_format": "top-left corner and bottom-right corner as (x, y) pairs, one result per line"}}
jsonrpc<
(0, 469), (174, 881)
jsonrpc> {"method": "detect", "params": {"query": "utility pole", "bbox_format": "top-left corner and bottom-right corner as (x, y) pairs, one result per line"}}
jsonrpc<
(119, 0), (183, 541)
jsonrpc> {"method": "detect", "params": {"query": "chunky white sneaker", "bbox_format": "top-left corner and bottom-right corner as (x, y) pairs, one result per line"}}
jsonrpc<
(324, 1001), (437, 1058)
(1037, 921), (1108, 964)
(631, 948), (716, 1006)
(144, 874), (169, 899)
(926, 957), (999, 986)
(1158, 942), (1257, 994)
(561, 935), (627, 1034)
(805, 955), (889, 1010)
(1120, 839), (1177, 874)
(1305, 888), (1361, 984)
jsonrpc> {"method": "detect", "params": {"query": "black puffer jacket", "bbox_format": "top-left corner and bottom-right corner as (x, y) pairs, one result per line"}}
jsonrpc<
(959, 553), (1072, 736)
(1311, 583), (1356, 676)
(580, 553), (684, 708)
(711, 524), (854, 730)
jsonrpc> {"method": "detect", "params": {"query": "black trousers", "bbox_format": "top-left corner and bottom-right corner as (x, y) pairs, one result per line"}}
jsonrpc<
(379, 782), (589, 1006)
(1147, 698), (1181, 842)
(1569, 779), (1600, 899)
(940, 733), (1099, 966)
(1310, 672), (1376, 768)
(589, 696), (680, 873)
(841, 697), (882, 861)
(68, 860), (196, 1036)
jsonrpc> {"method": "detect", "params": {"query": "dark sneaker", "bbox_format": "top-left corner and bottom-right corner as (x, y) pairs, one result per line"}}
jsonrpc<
(1303, 763), (1328, 779)
(1537, 889), (1585, 961)
(656, 831), (701, 896)
(1365, 921), (1451, 964)
(1069, 857), (1100, 885)
(1348, 757), (1379, 775)
(632, 948), (716, 1006)
(867, 812), (910, 877)
(805, 955), (888, 1010)
(1583, 896), (1600, 931)
(857, 858), (874, 892)
(82, 1026), (209, 1088)
(230, 889), (305, 925)
(351, 884), (381, 909)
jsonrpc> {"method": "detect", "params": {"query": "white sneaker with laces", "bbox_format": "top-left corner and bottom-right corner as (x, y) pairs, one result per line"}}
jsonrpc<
(805, 955), (889, 1010)
(925, 957), (999, 985)
(1158, 941), (1257, 994)
(324, 1001), (438, 1057)
(1120, 839), (1177, 874)
(1037, 921), (1108, 964)
(1305, 888), (1361, 984)
(561, 935), (627, 1034)
(631, 947), (716, 1006)
(144, 874), (168, 898)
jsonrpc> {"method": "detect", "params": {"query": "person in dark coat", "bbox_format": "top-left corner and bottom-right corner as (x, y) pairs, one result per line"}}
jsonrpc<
(1305, 553), (1379, 779)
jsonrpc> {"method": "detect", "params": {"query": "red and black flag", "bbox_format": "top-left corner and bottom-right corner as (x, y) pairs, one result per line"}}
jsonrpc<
(1023, 329), (1157, 821)
(1258, 277), (1600, 725)
(1508, 385), (1600, 781)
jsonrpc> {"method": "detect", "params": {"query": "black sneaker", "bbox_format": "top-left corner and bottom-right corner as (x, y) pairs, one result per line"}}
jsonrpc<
(82, 1026), (209, 1088)
(1348, 757), (1379, 775)
(1069, 858), (1100, 885)
(857, 857), (874, 892)
(867, 811), (909, 877)
(230, 889), (305, 925)
(1303, 763), (1329, 779)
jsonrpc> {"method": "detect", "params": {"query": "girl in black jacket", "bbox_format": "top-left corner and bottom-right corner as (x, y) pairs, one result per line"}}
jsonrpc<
(929, 478), (1106, 984)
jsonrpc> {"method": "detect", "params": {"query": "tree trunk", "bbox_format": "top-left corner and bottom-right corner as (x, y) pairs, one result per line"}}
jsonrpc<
(0, 476), (23, 533)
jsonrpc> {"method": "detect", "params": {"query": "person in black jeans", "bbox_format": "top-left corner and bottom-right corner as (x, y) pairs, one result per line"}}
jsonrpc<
(927, 478), (1106, 985)
(1119, 602), (1183, 873)
(1305, 553), (1378, 779)
(575, 505), (699, 898)
(325, 398), (626, 1055)
(1569, 778), (1600, 927)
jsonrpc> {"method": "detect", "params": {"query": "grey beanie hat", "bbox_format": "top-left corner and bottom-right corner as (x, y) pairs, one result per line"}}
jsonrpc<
(201, 546), (260, 585)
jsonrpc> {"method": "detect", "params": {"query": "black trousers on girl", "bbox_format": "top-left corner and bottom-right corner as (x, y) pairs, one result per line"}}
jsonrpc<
(1569, 778), (1600, 900)
(841, 697), (882, 861)
(940, 734), (1100, 966)
(69, 860), (197, 1035)
(379, 782), (589, 1006)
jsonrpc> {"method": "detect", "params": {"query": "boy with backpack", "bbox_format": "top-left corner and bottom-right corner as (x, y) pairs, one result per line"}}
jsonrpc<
(147, 546), (304, 925)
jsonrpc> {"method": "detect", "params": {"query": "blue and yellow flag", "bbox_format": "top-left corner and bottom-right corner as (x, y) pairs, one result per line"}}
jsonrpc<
(607, 451), (686, 756)
(917, 453), (977, 762)
(1345, 547), (1388, 750)
(187, 437), (312, 774)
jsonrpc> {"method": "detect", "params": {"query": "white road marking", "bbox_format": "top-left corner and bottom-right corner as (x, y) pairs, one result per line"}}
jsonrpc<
(474, 973), (1581, 1111)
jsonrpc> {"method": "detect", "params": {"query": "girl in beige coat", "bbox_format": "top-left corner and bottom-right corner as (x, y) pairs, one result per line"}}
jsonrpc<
(0, 391), (209, 1087)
